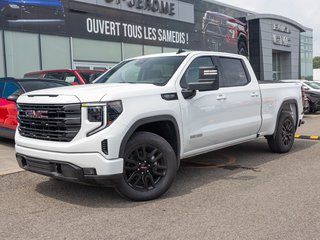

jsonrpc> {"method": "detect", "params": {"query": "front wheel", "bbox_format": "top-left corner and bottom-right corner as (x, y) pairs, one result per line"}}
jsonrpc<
(116, 132), (177, 201)
(267, 112), (295, 153)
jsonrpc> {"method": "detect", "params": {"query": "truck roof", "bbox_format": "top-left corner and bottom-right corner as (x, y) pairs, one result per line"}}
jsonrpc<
(129, 51), (247, 60)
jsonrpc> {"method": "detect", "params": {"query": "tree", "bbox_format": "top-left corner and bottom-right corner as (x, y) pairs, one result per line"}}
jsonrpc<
(313, 56), (320, 69)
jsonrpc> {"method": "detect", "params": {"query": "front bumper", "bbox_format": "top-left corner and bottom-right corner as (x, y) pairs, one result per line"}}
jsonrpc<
(16, 144), (123, 175)
(16, 154), (121, 186)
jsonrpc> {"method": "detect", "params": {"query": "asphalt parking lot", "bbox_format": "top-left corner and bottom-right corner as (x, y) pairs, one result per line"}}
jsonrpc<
(1, 114), (320, 240)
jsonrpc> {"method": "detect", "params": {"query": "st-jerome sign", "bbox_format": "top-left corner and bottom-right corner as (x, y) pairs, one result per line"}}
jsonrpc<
(105, 0), (175, 16)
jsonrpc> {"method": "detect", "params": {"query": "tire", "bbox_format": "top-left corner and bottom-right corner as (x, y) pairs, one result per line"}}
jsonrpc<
(116, 131), (177, 201)
(267, 112), (295, 153)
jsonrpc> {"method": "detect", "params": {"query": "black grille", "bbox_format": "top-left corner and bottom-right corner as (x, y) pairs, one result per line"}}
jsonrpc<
(17, 104), (81, 142)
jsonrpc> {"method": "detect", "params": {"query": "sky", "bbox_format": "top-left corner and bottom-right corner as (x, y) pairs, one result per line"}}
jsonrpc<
(217, 0), (320, 57)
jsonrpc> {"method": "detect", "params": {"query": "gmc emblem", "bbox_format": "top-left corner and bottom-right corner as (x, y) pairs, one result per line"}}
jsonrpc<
(25, 110), (49, 119)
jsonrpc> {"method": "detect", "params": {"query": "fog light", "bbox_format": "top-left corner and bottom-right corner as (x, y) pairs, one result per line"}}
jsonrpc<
(83, 168), (97, 175)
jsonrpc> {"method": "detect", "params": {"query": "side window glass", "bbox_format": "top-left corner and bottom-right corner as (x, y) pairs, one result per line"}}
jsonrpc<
(219, 58), (249, 87)
(44, 72), (64, 80)
(64, 73), (80, 85)
(3, 82), (21, 98)
(180, 57), (215, 89)
(0, 81), (4, 98)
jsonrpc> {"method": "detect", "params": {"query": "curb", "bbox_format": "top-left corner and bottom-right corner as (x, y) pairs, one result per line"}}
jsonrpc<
(0, 169), (24, 177)
(295, 134), (320, 140)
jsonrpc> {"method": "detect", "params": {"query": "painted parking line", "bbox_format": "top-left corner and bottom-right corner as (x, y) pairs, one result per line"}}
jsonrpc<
(295, 134), (320, 140)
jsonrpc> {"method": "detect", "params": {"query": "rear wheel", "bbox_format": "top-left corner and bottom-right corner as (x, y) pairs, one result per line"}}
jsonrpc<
(267, 112), (295, 153)
(116, 132), (177, 201)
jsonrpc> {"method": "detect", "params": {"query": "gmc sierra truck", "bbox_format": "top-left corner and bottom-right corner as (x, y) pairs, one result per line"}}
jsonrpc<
(15, 51), (304, 201)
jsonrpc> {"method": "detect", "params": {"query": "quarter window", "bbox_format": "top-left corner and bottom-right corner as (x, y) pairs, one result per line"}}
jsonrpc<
(219, 58), (249, 87)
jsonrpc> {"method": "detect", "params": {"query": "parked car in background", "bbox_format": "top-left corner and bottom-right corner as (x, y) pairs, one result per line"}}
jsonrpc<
(302, 80), (320, 113)
(0, 78), (70, 139)
(24, 69), (105, 85)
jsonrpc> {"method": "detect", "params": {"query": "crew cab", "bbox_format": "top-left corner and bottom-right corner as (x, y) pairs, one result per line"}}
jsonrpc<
(15, 51), (304, 201)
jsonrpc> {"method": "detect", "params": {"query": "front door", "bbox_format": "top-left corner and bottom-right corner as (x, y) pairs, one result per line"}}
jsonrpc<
(177, 55), (261, 157)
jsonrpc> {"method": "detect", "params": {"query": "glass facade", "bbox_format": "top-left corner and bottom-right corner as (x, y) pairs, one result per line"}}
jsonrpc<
(0, 31), (5, 77)
(300, 29), (313, 80)
(272, 52), (281, 80)
(123, 43), (143, 60)
(40, 35), (71, 70)
(4, 31), (41, 78)
(0, 1), (313, 80)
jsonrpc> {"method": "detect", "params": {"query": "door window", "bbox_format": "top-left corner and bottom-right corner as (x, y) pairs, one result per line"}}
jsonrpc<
(44, 72), (64, 80)
(180, 57), (215, 89)
(64, 73), (81, 85)
(219, 57), (250, 87)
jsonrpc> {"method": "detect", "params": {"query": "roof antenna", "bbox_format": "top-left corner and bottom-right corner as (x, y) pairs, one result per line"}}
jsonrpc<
(177, 48), (186, 54)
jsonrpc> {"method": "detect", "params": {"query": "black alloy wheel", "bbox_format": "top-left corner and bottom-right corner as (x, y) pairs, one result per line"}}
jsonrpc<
(267, 111), (295, 153)
(116, 131), (177, 201)
(124, 145), (167, 191)
(281, 118), (294, 146)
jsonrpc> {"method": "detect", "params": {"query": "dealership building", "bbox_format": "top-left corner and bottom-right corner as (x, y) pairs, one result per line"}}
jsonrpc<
(0, 0), (313, 80)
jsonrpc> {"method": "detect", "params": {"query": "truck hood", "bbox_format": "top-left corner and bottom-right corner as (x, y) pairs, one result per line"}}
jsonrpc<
(19, 83), (163, 103)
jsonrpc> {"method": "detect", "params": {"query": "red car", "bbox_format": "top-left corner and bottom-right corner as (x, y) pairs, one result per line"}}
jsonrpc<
(24, 69), (105, 85)
(0, 78), (70, 139)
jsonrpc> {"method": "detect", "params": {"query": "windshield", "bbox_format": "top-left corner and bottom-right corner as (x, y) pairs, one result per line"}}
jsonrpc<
(20, 81), (69, 92)
(79, 72), (104, 83)
(94, 56), (186, 85)
(304, 81), (320, 90)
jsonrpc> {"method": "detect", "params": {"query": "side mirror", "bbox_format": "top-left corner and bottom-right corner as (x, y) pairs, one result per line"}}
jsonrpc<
(187, 67), (219, 91)
(6, 94), (20, 102)
(303, 86), (310, 91)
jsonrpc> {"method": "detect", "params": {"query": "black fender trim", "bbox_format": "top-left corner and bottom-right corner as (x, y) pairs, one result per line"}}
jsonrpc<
(272, 99), (299, 138)
(119, 115), (181, 166)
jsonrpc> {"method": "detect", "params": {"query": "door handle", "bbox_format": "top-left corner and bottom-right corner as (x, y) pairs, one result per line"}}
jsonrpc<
(251, 92), (259, 97)
(216, 95), (227, 101)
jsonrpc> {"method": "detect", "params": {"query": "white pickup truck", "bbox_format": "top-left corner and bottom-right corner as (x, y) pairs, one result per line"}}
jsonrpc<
(15, 51), (304, 201)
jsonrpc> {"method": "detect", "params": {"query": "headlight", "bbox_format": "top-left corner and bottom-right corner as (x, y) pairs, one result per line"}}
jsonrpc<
(83, 101), (123, 136)
(88, 106), (103, 122)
